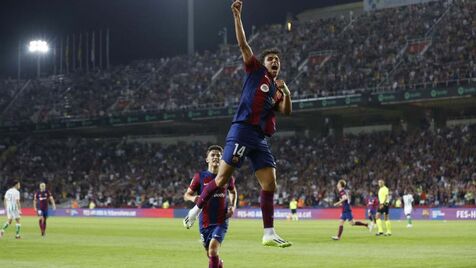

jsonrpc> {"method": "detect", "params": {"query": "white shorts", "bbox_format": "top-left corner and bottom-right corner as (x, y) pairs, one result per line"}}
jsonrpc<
(404, 208), (412, 216)
(7, 209), (20, 220)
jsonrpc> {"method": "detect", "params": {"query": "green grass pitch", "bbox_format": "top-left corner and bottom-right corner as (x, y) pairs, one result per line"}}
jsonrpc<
(0, 217), (475, 268)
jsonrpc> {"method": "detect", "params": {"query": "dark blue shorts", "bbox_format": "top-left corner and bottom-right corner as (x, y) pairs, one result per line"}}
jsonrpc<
(38, 209), (49, 218)
(200, 224), (228, 249)
(368, 209), (376, 218)
(222, 123), (276, 171)
(340, 211), (353, 221)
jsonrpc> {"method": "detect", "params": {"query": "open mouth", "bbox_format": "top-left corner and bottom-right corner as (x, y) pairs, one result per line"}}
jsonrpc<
(271, 65), (279, 71)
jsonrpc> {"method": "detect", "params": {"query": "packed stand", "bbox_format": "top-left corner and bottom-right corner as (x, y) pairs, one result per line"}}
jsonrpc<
(387, 0), (476, 90)
(1, 124), (475, 209)
(0, 0), (474, 124)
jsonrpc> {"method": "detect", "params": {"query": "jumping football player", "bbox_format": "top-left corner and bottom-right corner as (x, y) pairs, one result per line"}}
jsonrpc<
(184, 0), (292, 248)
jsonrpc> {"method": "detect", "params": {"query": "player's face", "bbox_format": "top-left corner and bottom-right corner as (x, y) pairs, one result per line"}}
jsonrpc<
(378, 180), (384, 187)
(206, 150), (222, 168)
(263, 54), (280, 78)
(40, 183), (46, 191)
(16, 182), (21, 189)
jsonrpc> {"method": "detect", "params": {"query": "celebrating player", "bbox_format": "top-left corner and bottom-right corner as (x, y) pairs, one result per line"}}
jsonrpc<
(366, 190), (378, 232)
(33, 182), (56, 237)
(184, 145), (237, 268)
(403, 189), (414, 228)
(0, 180), (22, 239)
(183, 0), (292, 248)
(376, 179), (392, 236)
(331, 180), (368, 240)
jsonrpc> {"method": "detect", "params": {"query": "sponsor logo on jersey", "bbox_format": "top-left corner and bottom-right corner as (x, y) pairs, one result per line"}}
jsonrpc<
(260, 84), (269, 93)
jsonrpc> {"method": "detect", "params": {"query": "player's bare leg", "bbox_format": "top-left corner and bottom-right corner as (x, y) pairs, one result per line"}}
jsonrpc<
(350, 219), (369, 228)
(332, 220), (345, 240)
(184, 160), (234, 229)
(208, 239), (224, 268)
(256, 167), (292, 248)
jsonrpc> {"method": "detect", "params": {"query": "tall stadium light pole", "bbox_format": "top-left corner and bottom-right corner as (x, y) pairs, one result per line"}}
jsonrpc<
(28, 40), (49, 78)
(187, 0), (194, 56)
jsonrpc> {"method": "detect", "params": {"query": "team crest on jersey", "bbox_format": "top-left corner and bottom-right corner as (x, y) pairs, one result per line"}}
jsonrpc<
(260, 84), (269, 93)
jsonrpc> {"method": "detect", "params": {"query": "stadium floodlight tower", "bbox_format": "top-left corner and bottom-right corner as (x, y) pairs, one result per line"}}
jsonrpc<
(28, 40), (49, 78)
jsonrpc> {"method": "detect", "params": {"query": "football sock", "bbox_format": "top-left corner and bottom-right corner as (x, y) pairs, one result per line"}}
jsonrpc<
(385, 220), (392, 234)
(15, 224), (21, 236)
(44, 218), (47, 231)
(196, 180), (219, 209)
(39, 219), (43, 232)
(1, 222), (9, 230)
(376, 218), (383, 233)
(407, 215), (412, 225)
(338, 225), (343, 238)
(260, 190), (274, 228)
(209, 255), (220, 268)
(354, 221), (368, 227)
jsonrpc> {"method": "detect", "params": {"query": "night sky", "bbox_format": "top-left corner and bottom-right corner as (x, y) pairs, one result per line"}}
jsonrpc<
(0, 0), (358, 78)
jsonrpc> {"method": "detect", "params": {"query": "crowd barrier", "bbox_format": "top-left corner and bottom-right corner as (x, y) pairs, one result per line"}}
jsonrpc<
(0, 207), (475, 220)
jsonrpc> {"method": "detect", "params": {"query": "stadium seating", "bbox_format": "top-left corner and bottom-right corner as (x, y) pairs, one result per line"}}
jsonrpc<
(1, 124), (474, 208)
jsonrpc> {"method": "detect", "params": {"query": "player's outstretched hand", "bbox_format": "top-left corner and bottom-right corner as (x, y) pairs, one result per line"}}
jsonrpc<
(231, 0), (243, 17)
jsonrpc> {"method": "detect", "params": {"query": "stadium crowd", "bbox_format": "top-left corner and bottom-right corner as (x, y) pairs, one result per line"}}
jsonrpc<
(0, 0), (474, 125)
(1, 124), (474, 209)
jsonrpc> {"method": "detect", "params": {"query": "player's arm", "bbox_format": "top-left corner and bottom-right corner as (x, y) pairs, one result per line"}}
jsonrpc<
(183, 188), (198, 203)
(227, 187), (238, 218)
(333, 194), (347, 206)
(275, 80), (292, 116)
(50, 196), (57, 210)
(33, 194), (37, 212)
(232, 0), (253, 64)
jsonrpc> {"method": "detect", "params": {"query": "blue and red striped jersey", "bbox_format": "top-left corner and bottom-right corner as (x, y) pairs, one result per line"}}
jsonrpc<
(367, 196), (379, 211)
(34, 190), (51, 211)
(232, 56), (284, 137)
(189, 170), (236, 228)
(339, 189), (352, 212)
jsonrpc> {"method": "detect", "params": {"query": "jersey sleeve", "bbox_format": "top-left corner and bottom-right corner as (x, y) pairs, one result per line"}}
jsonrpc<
(227, 176), (236, 191)
(244, 55), (262, 73)
(188, 172), (201, 192)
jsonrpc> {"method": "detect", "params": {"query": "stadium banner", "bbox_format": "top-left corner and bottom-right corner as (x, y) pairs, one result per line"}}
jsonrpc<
(391, 208), (476, 220)
(15, 208), (175, 218)
(233, 208), (367, 220)
(0, 86), (475, 134)
(5, 208), (476, 220)
(364, 0), (438, 11)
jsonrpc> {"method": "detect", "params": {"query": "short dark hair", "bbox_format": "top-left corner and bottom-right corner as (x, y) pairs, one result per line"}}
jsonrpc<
(259, 48), (281, 64)
(10, 180), (20, 187)
(207, 145), (223, 156)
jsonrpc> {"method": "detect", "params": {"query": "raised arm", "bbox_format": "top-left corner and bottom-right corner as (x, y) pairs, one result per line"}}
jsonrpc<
(231, 0), (253, 64)
(276, 80), (292, 116)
